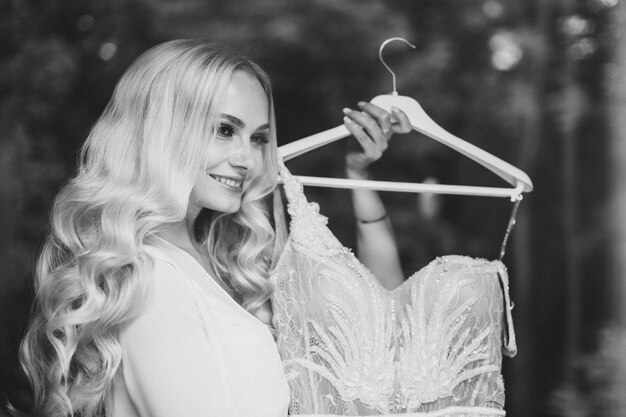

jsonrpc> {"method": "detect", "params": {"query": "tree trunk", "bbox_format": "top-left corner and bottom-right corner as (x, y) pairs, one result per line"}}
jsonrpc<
(608, 0), (626, 328)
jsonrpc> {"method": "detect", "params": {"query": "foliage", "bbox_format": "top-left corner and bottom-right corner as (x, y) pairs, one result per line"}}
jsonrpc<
(551, 324), (626, 417)
(0, 0), (623, 416)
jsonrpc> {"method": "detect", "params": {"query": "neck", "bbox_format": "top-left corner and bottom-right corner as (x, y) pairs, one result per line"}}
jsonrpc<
(159, 205), (202, 253)
(157, 208), (237, 299)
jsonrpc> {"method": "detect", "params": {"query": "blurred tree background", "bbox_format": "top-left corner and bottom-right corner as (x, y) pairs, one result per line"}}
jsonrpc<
(1, 0), (625, 415)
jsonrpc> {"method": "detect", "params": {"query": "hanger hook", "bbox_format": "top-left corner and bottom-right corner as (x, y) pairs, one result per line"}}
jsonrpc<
(379, 37), (416, 95)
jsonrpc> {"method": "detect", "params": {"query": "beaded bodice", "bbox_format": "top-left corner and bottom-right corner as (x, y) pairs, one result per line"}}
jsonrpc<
(270, 163), (517, 416)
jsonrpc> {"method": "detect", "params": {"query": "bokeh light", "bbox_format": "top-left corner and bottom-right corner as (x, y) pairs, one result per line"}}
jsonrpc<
(561, 14), (594, 37)
(76, 15), (95, 32)
(98, 42), (118, 61)
(482, 0), (504, 19)
(489, 30), (523, 71)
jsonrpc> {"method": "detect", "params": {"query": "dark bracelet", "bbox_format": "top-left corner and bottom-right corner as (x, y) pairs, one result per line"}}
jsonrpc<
(356, 213), (388, 224)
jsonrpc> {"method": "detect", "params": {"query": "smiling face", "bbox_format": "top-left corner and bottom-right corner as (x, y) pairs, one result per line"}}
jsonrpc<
(188, 71), (270, 216)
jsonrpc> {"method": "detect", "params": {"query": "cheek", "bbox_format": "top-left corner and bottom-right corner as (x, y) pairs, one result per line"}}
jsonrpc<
(251, 150), (267, 176)
(244, 152), (268, 190)
(194, 170), (210, 189)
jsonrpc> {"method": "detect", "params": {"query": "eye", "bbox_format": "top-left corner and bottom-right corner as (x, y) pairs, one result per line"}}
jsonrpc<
(217, 123), (235, 138)
(251, 133), (269, 146)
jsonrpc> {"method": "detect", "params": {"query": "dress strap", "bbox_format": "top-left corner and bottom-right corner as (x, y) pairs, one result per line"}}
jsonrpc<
(498, 196), (522, 261)
(277, 157), (306, 208)
(271, 187), (289, 269)
(275, 156), (342, 257)
(496, 263), (517, 357)
(276, 157), (325, 227)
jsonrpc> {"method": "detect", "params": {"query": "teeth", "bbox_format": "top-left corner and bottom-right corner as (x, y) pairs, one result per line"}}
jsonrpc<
(213, 175), (243, 189)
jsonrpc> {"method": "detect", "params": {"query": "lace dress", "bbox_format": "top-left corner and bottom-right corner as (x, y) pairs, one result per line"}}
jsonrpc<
(270, 163), (517, 416)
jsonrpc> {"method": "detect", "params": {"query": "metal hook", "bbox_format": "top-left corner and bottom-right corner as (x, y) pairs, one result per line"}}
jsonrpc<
(378, 37), (416, 95)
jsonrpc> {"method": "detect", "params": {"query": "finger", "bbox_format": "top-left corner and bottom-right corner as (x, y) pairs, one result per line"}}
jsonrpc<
(343, 107), (388, 150)
(390, 106), (412, 134)
(343, 115), (382, 159)
(357, 102), (392, 136)
(342, 113), (372, 148)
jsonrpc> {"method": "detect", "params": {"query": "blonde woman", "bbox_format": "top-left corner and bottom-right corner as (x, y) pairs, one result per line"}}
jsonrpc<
(17, 39), (406, 417)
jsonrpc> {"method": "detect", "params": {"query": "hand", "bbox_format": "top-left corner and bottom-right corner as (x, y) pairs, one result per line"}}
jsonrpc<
(343, 102), (411, 178)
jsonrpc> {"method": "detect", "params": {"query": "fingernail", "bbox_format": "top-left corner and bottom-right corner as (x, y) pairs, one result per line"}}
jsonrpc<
(391, 106), (400, 113)
(383, 127), (391, 134)
(357, 101), (366, 107)
(343, 116), (352, 124)
(342, 107), (351, 115)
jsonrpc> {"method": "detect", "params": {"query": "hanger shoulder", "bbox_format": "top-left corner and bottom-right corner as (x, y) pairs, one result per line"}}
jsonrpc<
(278, 125), (350, 161)
(371, 94), (533, 192)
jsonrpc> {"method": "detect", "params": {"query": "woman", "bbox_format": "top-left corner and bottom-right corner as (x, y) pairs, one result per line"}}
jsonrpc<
(18, 39), (408, 417)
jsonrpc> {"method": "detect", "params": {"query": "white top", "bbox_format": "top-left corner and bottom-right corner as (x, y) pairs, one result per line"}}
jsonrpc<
(110, 237), (290, 417)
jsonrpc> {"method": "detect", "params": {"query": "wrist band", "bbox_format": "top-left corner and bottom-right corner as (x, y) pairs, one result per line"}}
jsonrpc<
(356, 213), (388, 224)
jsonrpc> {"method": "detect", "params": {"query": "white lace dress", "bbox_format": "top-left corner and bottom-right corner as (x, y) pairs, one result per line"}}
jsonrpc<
(270, 163), (517, 416)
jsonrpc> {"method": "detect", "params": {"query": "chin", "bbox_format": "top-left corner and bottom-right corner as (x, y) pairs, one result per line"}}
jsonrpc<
(193, 190), (243, 214)
(209, 199), (242, 214)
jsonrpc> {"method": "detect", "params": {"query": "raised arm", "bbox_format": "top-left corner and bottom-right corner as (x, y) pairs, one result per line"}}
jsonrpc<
(342, 102), (411, 290)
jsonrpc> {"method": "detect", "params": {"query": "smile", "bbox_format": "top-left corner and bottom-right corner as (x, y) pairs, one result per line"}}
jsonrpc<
(210, 174), (244, 191)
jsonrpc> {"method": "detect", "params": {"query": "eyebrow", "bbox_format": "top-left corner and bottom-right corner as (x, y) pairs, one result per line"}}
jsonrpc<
(220, 114), (270, 131)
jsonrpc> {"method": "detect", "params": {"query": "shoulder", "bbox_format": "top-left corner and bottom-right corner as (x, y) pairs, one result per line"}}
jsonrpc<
(140, 246), (187, 301)
(121, 245), (203, 340)
(142, 244), (199, 295)
(145, 243), (180, 274)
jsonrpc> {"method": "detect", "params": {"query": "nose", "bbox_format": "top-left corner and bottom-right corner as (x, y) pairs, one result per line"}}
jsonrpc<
(228, 139), (256, 171)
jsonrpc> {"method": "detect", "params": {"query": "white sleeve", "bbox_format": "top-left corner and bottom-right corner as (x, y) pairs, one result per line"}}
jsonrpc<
(119, 260), (233, 417)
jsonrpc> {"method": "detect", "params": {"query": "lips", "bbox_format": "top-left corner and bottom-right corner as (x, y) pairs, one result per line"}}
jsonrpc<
(210, 174), (244, 191)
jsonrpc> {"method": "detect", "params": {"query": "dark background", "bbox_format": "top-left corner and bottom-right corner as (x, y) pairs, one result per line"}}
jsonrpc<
(1, 0), (625, 415)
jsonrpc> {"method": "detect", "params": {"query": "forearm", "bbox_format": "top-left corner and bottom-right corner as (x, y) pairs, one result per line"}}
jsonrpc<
(347, 167), (404, 290)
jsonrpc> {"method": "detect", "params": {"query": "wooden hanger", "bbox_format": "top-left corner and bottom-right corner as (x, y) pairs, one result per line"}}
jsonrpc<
(278, 37), (533, 199)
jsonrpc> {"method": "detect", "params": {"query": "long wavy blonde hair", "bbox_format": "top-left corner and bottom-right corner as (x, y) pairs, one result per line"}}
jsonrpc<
(18, 39), (279, 417)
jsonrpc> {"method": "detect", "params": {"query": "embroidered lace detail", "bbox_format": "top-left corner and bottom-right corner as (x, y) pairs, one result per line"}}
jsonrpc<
(272, 163), (517, 416)
(280, 160), (345, 257)
(395, 275), (499, 411)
